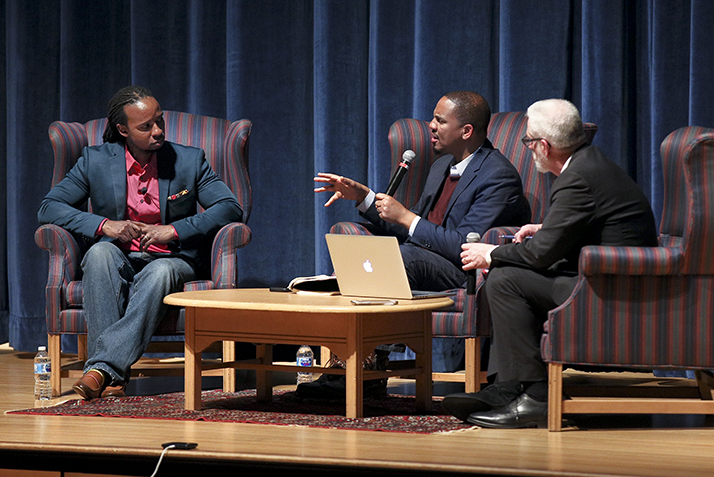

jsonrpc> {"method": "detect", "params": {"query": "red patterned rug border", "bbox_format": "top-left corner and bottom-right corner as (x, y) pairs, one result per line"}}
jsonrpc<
(7, 389), (473, 434)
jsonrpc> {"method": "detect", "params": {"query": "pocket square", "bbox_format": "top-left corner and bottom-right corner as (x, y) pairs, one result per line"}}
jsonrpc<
(168, 189), (189, 201)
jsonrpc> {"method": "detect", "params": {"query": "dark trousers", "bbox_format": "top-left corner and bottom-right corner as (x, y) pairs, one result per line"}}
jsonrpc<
(484, 266), (577, 383)
(384, 243), (466, 371)
(400, 242), (466, 291)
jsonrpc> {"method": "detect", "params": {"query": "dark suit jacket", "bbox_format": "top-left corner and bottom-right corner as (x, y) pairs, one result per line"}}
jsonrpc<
(37, 141), (243, 274)
(490, 144), (658, 274)
(362, 139), (530, 267)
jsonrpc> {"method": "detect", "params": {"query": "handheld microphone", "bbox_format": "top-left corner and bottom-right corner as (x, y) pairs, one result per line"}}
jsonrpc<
(466, 232), (481, 295)
(385, 150), (416, 196)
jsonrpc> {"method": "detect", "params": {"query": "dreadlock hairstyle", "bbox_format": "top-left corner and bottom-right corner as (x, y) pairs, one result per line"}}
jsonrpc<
(102, 85), (155, 143)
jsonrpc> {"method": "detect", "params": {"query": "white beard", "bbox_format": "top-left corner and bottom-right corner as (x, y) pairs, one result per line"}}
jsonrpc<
(533, 154), (548, 173)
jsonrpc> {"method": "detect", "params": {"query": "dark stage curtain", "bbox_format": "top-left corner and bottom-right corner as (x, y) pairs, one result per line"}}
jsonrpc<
(2, 0), (713, 351)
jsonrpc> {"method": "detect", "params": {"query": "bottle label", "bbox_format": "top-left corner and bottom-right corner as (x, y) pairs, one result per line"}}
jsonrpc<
(34, 362), (51, 374)
(297, 357), (313, 367)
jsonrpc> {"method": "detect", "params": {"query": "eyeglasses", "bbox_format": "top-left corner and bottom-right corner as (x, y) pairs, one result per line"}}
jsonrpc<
(521, 136), (545, 147)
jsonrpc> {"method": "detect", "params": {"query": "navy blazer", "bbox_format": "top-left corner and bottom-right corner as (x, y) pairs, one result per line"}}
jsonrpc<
(38, 141), (243, 272)
(490, 144), (658, 274)
(362, 139), (530, 267)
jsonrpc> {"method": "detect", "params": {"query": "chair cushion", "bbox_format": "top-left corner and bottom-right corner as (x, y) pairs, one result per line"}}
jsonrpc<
(66, 281), (84, 306)
(55, 309), (87, 335)
(55, 307), (187, 336)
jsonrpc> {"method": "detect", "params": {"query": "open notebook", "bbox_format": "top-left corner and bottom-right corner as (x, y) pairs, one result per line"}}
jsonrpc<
(325, 234), (454, 300)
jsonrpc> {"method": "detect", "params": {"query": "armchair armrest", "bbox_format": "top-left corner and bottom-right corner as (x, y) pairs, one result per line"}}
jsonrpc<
(481, 226), (522, 245)
(211, 222), (252, 289)
(34, 224), (82, 287)
(578, 245), (684, 276)
(329, 221), (376, 236)
(35, 224), (83, 322)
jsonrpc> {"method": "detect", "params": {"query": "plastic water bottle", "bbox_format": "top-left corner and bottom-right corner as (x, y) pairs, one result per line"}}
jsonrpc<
(34, 346), (52, 401)
(296, 345), (314, 384)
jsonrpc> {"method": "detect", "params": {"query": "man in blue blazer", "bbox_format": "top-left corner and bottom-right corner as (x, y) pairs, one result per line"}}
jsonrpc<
(304, 92), (530, 399)
(38, 86), (242, 400)
(315, 91), (530, 291)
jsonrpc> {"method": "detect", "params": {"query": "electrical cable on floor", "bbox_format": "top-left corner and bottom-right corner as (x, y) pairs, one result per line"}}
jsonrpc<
(151, 444), (175, 477)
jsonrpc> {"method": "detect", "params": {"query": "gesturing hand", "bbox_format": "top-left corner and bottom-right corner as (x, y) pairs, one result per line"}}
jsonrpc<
(314, 173), (370, 207)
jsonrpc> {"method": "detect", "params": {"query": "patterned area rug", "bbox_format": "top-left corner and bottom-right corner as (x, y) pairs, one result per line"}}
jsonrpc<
(7, 389), (474, 434)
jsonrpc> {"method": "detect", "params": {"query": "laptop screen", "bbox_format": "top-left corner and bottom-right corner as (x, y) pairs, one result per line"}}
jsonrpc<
(325, 234), (415, 299)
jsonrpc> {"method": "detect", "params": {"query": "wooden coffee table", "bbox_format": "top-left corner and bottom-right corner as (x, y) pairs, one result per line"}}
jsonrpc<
(164, 288), (452, 418)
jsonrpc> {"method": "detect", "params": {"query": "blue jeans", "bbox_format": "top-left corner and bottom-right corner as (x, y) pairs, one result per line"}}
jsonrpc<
(81, 242), (196, 385)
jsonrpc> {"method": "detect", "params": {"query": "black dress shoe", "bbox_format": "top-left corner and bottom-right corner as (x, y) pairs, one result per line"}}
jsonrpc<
(298, 350), (390, 400)
(296, 373), (387, 399)
(297, 373), (345, 399)
(466, 393), (548, 429)
(442, 382), (523, 422)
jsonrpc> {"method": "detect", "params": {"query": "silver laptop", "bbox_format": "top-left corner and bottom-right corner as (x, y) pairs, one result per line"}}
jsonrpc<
(325, 233), (454, 300)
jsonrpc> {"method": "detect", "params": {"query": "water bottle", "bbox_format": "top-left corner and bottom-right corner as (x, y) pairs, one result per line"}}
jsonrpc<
(296, 345), (314, 384)
(34, 346), (52, 401)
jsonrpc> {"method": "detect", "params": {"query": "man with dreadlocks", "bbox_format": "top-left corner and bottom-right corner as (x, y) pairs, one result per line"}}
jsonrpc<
(38, 85), (243, 400)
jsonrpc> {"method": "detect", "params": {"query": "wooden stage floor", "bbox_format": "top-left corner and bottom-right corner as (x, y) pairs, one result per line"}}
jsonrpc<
(2, 344), (714, 477)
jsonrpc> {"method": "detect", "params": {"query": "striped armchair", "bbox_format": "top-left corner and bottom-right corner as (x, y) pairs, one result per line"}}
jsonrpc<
(331, 113), (598, 392)
(545, 126), (714, 431)
(35, 111), (252, 396)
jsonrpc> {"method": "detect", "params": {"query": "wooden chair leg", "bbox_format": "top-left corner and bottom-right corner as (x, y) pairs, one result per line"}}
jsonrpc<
(77, 334), (88, 361)
(48, 334), (62, 397)
(464, 338), (480, 393)
(548, 362), (564, 431)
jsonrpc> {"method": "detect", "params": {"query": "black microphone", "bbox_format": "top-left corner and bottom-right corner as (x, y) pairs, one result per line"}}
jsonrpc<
(466, 232), (481, 295)
(385, 150), (416, 196)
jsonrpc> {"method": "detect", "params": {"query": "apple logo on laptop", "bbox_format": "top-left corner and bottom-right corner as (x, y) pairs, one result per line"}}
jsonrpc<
(362, 259), (374, 273)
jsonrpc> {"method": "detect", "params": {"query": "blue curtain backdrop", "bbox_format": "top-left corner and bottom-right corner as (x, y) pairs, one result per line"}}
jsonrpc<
(2, 0), (713, 351)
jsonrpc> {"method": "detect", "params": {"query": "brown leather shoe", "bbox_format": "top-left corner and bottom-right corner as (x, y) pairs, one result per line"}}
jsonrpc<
(72, 370), (105, 400)
(101, 384), (126, 398)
